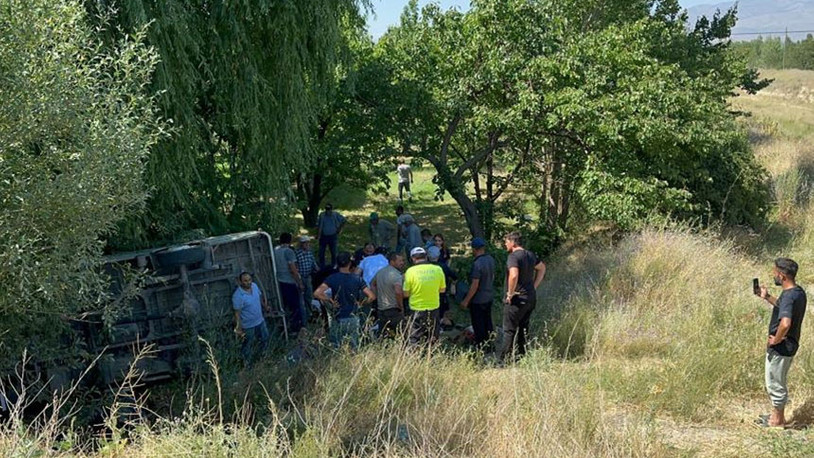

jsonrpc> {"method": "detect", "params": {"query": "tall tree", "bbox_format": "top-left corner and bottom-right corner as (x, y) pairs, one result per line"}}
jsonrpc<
(88, 0), (367, 248)
(375, 0), (769, 240)
(0, 0), (162, 367)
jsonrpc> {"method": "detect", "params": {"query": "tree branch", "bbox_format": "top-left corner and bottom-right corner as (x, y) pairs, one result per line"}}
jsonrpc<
(440, 114), (462, 166)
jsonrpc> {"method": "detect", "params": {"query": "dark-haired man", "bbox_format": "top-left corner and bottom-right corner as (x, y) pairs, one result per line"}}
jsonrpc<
(501, 231), (546, 363)
(274, 233), (304, 334)
(757, 257), (807, 428)
(372, 252), (406, 338)
(314, 252), (375, 349)
(317, 203), (346, 268)
(232, 272), (270, 368)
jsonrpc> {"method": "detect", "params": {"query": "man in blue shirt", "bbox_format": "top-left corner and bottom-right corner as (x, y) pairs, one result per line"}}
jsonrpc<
(314, 252), (375, 349)
(317, 203), (346, 268)
(232, 272), (270, 368)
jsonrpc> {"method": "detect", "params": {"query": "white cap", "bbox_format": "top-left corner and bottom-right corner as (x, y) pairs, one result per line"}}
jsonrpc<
(410, 247), (427, 257)
(299, 235), (312, 243)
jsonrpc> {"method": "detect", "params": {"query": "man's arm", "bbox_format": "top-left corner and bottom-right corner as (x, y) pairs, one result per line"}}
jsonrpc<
(409, 168), (414, 183)
(533, 261), (547, 290)
(289, 261), (303, 289)
(505, 267), (519, 303)
(395, 283), (404, 312)
(770, 317), (793, 346)
(314, 283), (336, 307)
(759, 287), (779, 307)
(233, 310), (244, 336)
(362, 286), (376, 303)
(337, 213), (346, 234)
(439, 271), (446, 294)
(460, 278), (480, 309)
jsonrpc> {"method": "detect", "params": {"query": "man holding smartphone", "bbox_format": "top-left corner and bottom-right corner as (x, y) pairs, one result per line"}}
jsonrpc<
(757, 258), (807, 428)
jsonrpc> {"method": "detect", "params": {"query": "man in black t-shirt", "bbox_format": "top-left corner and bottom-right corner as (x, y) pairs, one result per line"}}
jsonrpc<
(757, 257), (807, 428)
(500, 231), (546, 363)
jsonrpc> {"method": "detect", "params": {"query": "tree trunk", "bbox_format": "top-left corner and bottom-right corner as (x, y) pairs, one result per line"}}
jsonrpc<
(300, 173), (323, 228)
(449, 188), (486, 238)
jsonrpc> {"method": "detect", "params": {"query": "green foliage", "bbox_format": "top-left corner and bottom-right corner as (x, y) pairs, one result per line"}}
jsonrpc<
(734, 35), (814, 71)
(89, 0), (367, 248)
(0, 0), (162, 366)
(373, 0), (769, 239)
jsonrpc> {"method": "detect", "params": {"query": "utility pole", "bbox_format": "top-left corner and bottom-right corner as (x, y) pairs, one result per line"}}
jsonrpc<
(783, 27), (788, 69)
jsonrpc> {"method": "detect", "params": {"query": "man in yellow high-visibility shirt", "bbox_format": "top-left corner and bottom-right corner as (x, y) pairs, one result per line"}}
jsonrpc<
(403, 247), (446, 345)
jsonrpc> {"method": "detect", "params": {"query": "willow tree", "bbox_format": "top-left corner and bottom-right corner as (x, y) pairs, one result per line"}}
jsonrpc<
(88, 0), (367, 248)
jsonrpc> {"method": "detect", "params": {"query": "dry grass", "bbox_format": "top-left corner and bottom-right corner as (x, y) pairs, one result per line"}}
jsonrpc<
(7, 71), (814, 457)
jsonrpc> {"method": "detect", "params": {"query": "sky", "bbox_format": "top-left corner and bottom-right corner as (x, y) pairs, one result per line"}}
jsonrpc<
(366, 0), (749, 39)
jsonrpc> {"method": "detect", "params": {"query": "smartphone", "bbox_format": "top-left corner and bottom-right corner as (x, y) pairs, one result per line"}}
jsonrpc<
(753, 278), (760, 296)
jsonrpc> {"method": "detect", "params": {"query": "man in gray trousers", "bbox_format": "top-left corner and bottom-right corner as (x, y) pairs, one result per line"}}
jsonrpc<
(757, 258), (807, 428)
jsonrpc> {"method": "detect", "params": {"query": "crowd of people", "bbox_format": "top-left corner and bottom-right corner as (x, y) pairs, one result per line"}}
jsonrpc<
(230, 165), (809, 430)
(230, 199), (548, 369)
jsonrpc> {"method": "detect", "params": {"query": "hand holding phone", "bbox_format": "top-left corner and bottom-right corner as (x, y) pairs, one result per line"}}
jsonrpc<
(753, 278), (760, 296)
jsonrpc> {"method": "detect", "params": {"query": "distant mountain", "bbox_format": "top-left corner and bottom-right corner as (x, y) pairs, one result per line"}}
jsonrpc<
(686, 0), (814, 41)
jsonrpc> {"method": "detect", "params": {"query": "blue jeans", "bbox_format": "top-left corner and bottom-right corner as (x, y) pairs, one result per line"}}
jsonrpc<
(241, 321), (269, 368)
(319, 234), (338, 268)
(330, 317), (360, 349)
(299, 276), (313, 324)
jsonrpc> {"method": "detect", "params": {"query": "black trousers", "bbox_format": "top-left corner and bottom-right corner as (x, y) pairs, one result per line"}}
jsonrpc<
(378, 308), (405, 338)
(499, 297), (535, 362)
(469, 301), (494, 349)
(409, 309), (439, 346)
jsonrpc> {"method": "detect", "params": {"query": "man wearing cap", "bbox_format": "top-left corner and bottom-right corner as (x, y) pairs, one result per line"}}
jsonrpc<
(296, 236), (319, 324)
(317, 203), (346, 268)
(460, 238), (496, 350)
(368, 212), (396, 250)
(403, 247), (446, 345)
(402, 215), (423, 260)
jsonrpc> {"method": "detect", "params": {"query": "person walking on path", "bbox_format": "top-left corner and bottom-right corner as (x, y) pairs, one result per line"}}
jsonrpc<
(757, 258), (807, 428)
(459, 237), (496, 350)
(500, 231), (546, 363)
(369, 212), (396, 250)
(296, 236), (319, 324)
(274, 233), (305, 335)
(317, 203), (346, 268)
(232, 272), (270, 368)
(314, 252), (375, 349)
(372, 252), (407, 338)
(403, 247), (446, 346)
(397, 162), (414, 202)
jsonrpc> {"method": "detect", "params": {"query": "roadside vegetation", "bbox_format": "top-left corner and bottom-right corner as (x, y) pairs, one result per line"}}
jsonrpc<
(5, 0), (814, 456)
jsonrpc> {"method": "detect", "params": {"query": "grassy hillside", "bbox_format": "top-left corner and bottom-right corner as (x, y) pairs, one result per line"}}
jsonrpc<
(5, 71), (814, 457)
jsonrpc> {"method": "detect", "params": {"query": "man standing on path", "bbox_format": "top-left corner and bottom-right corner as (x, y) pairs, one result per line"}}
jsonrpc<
(460, 238), (496, 350)
(500, 231), (546, 363)
(274, 233), (305, 335)
(397, 162), (413, 202)
(369, 212), (396, 250)
(232, 272), (270, 368)
(757, 258), (807, 428)
(403, 247), (446, 346)
(317, 203), (346, 268)
(314, 252), (375, 349)
(296, 236), (319, 324)
(372, 252), (406, 338)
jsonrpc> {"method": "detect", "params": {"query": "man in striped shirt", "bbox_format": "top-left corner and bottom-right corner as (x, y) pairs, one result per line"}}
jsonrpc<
(296, 236), (319, 324)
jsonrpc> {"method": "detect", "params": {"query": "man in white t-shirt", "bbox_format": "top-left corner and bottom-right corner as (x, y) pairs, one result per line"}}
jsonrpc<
(397, 162), (413, 202)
